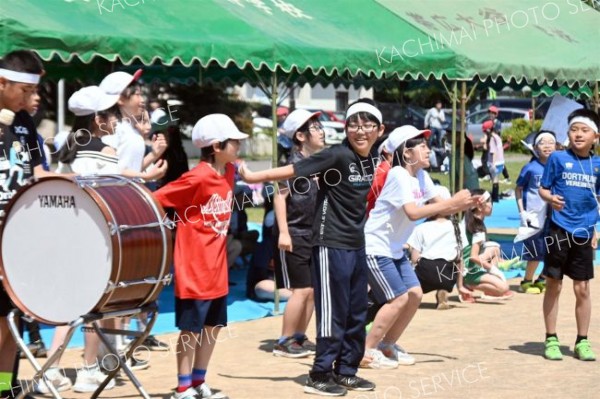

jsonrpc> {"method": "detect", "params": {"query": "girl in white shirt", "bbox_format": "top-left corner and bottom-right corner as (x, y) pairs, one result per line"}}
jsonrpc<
(362, 126), (477, 370)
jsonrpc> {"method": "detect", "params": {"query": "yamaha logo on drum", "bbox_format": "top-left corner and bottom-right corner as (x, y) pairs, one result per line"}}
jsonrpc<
(38, 195), (76, 208)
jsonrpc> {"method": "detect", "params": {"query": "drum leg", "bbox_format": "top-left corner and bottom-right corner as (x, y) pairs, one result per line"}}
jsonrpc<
(90, 304), (158, 399)
(7, 310), (82, 399)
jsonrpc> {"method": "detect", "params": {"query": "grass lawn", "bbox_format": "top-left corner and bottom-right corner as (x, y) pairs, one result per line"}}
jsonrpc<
(430, 151), (530, 193)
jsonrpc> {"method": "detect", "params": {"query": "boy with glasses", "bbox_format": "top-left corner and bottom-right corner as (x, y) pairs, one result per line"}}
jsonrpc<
(240, 100), (383, 396)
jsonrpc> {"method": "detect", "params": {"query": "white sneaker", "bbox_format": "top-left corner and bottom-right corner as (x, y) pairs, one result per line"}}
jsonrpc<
(361, 349), (399, 369)
(378, 342), (416, 365)
(73, 366), (116, 393)
(195, 382), (228, 399)
(34, 367), (72, 394)
(171, 387), (200, 399)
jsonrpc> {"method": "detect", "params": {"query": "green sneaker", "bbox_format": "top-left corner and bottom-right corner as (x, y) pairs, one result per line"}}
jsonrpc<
(520, 281), (541, 294)
(497, 257), (520, 271)
(574, 339), (596, 361)
(544, 337), (563, 360)
(533, 279), (546, 293)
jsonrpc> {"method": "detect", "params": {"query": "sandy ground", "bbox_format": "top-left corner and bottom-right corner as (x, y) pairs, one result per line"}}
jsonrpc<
(17, 276), (600, 399)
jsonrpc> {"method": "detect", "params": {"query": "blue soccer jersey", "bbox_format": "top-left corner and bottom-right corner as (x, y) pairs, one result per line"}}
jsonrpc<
(516, 158), (546, 212)
(540, 150), (600, 238)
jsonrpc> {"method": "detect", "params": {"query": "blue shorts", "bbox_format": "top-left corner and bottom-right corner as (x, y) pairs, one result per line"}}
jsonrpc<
(521, 229), (547, 261)
(366, 254), (420, 304)
(175, 296), (228, 333)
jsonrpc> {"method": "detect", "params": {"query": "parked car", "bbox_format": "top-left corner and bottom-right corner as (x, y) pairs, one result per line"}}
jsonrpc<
(300, 107), (346, 144)
(376, 102), (427, 133)
(468, 97), (550, 118)
(466, 107), (531, 145)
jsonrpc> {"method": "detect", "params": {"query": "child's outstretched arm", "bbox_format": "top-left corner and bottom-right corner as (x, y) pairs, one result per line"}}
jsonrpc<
(238, 163), (295, 184)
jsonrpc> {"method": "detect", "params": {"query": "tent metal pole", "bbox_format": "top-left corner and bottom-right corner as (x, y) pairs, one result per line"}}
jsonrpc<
(271, 70), (281, 315)
(531, 95), (536, 130)
(459, 81), (467, 193)
(450, 80), (458, 194)
(594, 81), (599, 114)
(57, 79), (65, 135)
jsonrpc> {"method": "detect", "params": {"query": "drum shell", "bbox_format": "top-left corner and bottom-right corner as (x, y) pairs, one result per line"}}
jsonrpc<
(0, 176), (172, 325)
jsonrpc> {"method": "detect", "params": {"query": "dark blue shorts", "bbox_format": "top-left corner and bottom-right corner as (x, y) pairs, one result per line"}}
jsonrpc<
(175, 296), (228, 333)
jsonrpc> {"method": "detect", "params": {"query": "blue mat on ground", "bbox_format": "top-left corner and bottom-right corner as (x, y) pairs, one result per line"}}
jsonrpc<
(33, 222), (285, 349)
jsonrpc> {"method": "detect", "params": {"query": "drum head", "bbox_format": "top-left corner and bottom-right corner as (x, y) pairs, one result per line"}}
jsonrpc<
(1, 179), (113, 324)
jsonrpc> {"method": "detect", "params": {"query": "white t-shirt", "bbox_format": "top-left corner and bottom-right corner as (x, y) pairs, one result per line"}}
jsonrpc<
(407, 219), (468, 262)
(102, 121), (145, 172)
(365, 166), (436, 258)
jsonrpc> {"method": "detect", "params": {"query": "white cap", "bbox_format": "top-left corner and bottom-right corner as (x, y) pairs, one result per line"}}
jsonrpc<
(150, 108), (167, 123)
(99, 69), (143, 96)
(281, 109), (321, 138)
(382, 125), (431, 153)
(192, 113), (249, 149)
(68, 86), (120, 116)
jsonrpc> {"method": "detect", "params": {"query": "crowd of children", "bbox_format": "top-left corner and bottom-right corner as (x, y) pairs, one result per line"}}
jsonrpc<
(0, 47), (598, 399)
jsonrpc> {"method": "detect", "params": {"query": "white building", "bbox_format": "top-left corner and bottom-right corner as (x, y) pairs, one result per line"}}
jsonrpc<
(234, 82), (373, 111)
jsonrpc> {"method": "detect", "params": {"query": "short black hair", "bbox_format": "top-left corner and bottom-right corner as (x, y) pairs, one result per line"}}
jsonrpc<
(568, 108), (600, 128)
(0, 50), (44, 75)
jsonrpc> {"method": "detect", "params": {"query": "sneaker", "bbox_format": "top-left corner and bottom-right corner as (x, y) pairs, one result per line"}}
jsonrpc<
(127, 357), (150, 371)
(273, 337), (311, 358)
(544, 336), (563, 361)
(501, 178), (511, 184)
(195, 382), (228, 398)
(520, 281), (542, 294)
(73, 366), (116, 392)
(378, 342), (416, 365)
(435, 290), (450, 310)
(360, 348), (398, 369)
(478, 290), (514, 302)
(497, 257), (520, 271)
(574, 339), (596, 361)
(34, 368), (72, 394)
(171, 387), (200, 399)
(333, 375), (375, 391)
(21, 340), (47, 358)
(297, 337), (316, 355)
(143, 335), (170, 351)
(533, 278), (546, 293)
(304, 375), (347, 396)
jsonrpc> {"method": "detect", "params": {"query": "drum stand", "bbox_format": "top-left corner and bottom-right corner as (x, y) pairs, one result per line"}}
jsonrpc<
(8, 303), (159, 399)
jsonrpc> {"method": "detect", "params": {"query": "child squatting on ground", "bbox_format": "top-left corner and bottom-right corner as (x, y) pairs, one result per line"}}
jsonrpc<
(538, 108), (600, 362)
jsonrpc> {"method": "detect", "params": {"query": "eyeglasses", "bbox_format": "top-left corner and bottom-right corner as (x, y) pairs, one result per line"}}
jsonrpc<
(346, 123), (378, 133)
(308, 124), (324, 132)
(537, 140), (556, 146)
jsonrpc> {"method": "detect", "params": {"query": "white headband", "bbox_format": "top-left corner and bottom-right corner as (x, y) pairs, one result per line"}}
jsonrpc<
(0, 68), (40, 84)
(346, 103), (382, 123)
(569, 116), (598, 134)
(534, 132), (556, 146)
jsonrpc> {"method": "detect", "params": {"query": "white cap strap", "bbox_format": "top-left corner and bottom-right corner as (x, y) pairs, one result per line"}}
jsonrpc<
(346, 103), (382, 123)
(0, 68), (40, 84)
(569, 116), (598, 134)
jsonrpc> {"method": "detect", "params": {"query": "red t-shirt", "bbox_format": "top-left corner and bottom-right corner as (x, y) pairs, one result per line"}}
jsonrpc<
(366, 160), (391, 216)
(154, 162), (234, 300)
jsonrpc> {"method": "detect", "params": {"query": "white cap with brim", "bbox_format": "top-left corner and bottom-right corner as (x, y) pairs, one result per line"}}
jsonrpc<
(192, 113), (249, 149)
(68, 85), (120, 116)
(281, 109), (321, 139)
(99, 69), (143, 96)
(382, 125), (431, 154)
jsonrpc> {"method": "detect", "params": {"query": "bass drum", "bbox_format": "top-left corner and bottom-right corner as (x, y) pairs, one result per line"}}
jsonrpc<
(0, 176), (172, 325)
